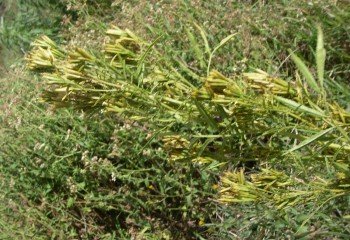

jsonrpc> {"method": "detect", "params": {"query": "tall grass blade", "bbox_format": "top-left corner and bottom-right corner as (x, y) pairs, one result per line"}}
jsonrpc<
(136, 34), (163, 85)
(284, 127), (334, 154)
(274, 96), (326, 118)
(207, 33), (237, 76)
(289, 50), (321, 93)
(193, 22), (211, 56)
(316, 25), (326, 92)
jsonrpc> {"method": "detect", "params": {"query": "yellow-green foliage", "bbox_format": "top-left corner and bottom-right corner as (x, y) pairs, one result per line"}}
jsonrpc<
(27, 26), (350, 219)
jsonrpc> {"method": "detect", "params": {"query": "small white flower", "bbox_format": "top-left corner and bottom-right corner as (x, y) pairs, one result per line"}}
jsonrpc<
(65, 129), (72, 141)
(142, 149), (151, 157)
(111, 172), (117, 182)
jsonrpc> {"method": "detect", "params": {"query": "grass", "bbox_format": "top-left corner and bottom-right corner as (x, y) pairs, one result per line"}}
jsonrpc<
(1, 0), (350, 239)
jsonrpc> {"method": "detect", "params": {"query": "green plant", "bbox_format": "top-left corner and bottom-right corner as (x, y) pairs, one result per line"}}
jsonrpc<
(26, 25), (350, 238)
(2, 1), (350, 238)
(0, 0), (64, 50)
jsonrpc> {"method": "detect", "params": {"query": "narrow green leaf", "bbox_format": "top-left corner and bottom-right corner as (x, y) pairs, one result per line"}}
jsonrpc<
(289, 50), (321, 93)
(136, 34), (163, 85)
(274, 96), (325, 118)
(284, 127), (334, 154)
(193, 22), (211, 55)
(316, 25), (326, 91)
(194, 100), (218, 131)
(207, 33), (237, 76)
(196, 138), (214, 157)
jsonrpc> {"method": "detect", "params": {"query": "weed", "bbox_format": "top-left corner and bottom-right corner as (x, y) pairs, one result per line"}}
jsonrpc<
(1, 1), (350, 239)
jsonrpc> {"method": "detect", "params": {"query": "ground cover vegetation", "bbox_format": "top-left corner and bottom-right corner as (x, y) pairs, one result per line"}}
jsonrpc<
(1, 0), (350, 239)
